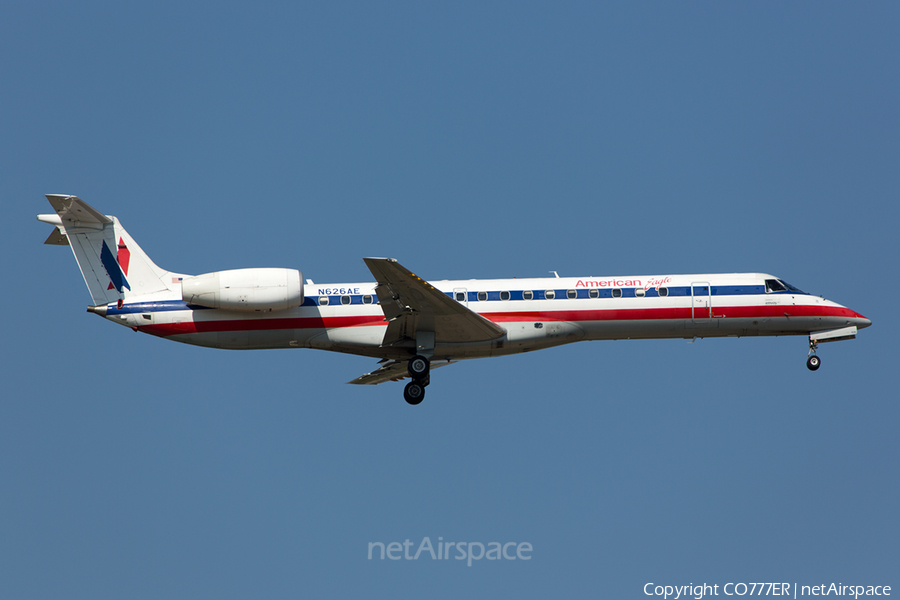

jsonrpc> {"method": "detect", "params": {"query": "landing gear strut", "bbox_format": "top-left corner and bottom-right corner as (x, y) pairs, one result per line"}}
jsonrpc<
(807, 339), (821, 371)
(404, 355), (431, 405)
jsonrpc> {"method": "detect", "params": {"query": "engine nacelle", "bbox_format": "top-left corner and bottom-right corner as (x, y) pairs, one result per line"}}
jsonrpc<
(181, 268), (304, 312)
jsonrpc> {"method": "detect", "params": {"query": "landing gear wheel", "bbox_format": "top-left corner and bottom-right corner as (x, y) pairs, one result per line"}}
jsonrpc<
(807, 355), (821, 371)
(408, 355), (430, 379)
(404, 381), (426, 405)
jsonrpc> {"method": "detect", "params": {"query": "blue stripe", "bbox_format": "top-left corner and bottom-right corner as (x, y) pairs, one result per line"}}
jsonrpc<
(113, 284), (802, 314)
(442, 284), (797, 302)
(309, 294), (377, 306)
(109, 300), (206, 315)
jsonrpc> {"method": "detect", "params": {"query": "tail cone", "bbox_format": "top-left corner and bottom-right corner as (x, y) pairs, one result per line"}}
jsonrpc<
(86, 304), (108, 317)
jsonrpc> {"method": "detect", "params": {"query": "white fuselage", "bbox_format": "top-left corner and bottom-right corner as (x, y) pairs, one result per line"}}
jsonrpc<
(104, 272), (870, 361)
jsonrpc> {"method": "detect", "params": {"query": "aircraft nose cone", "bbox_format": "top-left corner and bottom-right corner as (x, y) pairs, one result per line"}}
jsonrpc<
(854, 312), (872, 329)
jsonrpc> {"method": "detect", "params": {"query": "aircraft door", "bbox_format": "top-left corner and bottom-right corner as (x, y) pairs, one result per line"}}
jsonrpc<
(691, 282), (712, 321)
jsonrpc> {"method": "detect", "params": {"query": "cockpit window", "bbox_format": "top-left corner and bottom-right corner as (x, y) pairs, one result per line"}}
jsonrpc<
(766, 279), (805, 294)
(765, 279), (787, 293)
(779, 280), (805, 294)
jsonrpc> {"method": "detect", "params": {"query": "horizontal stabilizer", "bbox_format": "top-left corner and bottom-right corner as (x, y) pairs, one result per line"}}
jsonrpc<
(43, 227), (69, 245)
(45, 194), (112, 226)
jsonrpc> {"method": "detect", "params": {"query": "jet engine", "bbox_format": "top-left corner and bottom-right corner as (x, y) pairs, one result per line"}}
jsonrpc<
(181, 268), (304, 312)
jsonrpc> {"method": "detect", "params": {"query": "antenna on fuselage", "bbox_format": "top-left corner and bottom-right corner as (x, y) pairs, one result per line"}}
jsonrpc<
(550, 271), (559, 278)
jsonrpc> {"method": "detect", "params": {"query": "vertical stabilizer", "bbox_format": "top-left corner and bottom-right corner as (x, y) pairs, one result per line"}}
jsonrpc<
(39, 195), (175, 306)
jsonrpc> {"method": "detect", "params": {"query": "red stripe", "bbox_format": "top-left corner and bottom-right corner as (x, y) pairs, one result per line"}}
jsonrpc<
(482, 305), (863, 323)
(140, 305), (864, 337)
(141, 315), (384, 337)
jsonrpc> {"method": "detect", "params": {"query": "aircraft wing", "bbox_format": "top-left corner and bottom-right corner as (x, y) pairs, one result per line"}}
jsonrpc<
(348, 358), (457, 385)
(363, 257), (506, 347)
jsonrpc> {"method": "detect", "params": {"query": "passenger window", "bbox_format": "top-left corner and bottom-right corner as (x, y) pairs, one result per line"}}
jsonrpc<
(455, 292), (466, 302)
(635, 288), (645, 297)
(658, 287), (668, 297)
(500, 291), (510, 301)
(589, 289), (599, 299)
(477, 291), (487, 302)
(341, 295), (351, 305)
(567, 290), (577, 299)
(319, 296), (329, 306)
(363, 295), (373, 304)
(523, 291), (533, 300)
(612, 288), (622, 298)
(545, 290), (555, 300)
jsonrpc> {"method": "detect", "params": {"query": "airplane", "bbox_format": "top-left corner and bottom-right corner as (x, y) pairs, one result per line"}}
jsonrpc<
(38, 194), (871, 405)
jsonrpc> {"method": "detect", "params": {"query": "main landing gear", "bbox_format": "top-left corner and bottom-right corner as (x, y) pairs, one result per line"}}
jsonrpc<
(404, 355), (430, 405)
(807, 339), (821, 371)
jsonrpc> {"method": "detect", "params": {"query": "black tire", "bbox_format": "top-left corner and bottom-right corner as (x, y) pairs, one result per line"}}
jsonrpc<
(408, 355), (430, 379)
(404, 381), (426, 405)
(807, 355), (821, 371)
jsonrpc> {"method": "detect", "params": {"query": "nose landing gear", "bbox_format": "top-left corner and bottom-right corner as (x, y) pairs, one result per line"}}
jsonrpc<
(404, 355), (431, 405)
(807, 339), (821, 371)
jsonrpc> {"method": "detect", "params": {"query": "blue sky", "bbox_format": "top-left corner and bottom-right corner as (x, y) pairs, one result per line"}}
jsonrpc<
(2, 2), (898, 598)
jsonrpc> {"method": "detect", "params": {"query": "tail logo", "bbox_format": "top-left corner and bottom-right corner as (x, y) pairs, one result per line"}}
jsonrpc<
(101, 238), (131, 293)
